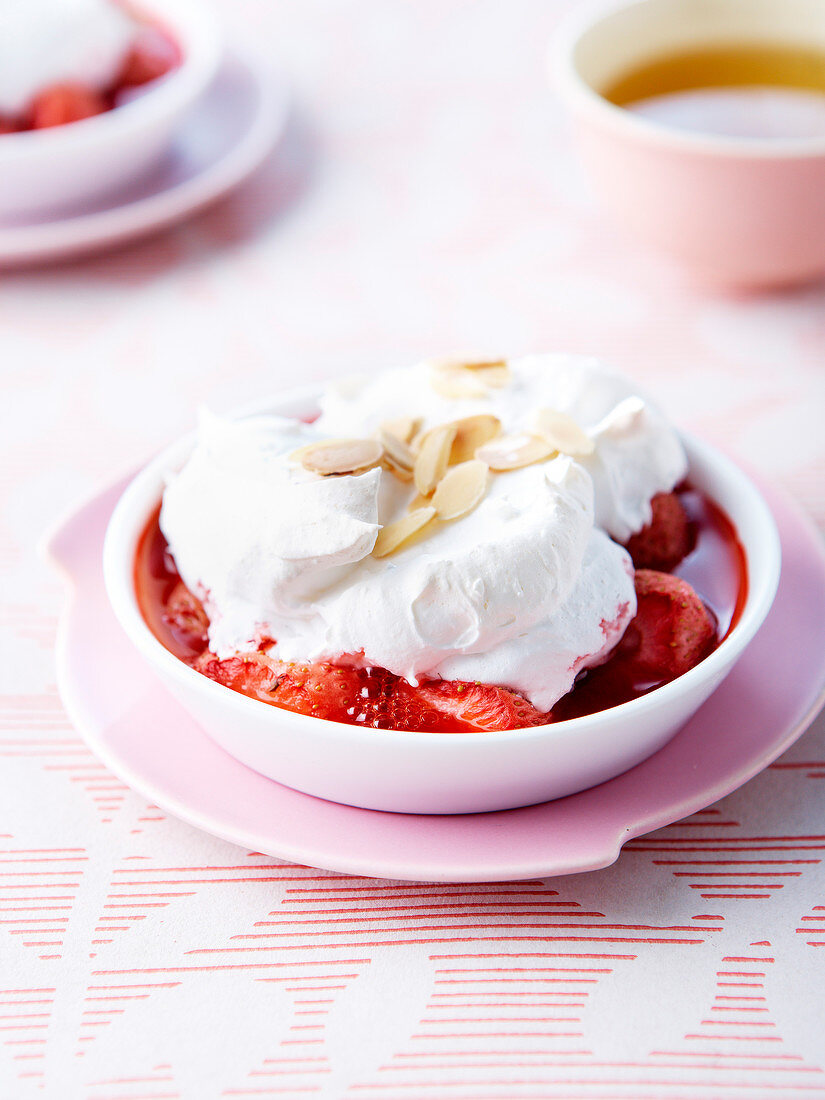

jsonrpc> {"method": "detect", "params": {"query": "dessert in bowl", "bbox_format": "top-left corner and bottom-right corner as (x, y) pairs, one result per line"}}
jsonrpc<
(103, 355), (780, 813)
(0, 0), (220, 215)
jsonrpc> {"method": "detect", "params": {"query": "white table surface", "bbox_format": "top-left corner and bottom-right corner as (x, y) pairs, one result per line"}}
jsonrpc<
(2, 1), (825, 1096)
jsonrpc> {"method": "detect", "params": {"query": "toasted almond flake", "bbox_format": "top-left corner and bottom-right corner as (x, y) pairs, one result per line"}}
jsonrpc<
(288, 442), (317, 461)
(381, 458), (414, 482)
(410, 423), (430, 453)
(381, 416), (421, 445)
(463, 358), (507, 371)
(533, 408), (595, 456)
(431, 356), (507, 372)
(431, 460), (489, 521)
(407, 492), (431, 512)
(429, 356), (511, 397)
(475, 432), (556, 471)
(414, 423), (457, 495)
(298, 438), (384, 476)
(372, 507), (436, 557)
(449, 414), (501, 464)
(379, 428), (415, 472)
(473, 363), (510, 388)
(430, 367), (489, 399)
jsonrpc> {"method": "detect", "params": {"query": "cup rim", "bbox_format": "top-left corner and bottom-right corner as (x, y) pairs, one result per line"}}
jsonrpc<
(0, 0), (221, 159)
(552, 0), (825, 160)
(102, 386), (782, 751)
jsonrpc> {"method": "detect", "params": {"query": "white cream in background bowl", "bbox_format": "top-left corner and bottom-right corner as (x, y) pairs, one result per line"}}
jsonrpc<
(0, 0), (221, 217)
(102, 385), (780, 815)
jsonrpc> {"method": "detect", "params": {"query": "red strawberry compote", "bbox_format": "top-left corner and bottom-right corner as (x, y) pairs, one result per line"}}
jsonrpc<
(0, 0), (180, 134)
(135, 355), (747, 733)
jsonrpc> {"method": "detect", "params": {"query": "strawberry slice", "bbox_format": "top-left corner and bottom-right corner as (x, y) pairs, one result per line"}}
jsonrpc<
(162, 582), (208, 656)
(29, 83), (108, 129)
(626, 569), (717, 679)
(269, 662), (377, 722)
(118, 29), (180, 88)
(193, 654), (546, 732)
(625, 491), (694, 571)
(271, 663), (545, 731)
(194, 648), (286, 703)
(415, 680), (546, 732)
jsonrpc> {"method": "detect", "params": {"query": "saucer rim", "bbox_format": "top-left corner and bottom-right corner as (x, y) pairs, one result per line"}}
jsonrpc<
(48, 470), (825, 882)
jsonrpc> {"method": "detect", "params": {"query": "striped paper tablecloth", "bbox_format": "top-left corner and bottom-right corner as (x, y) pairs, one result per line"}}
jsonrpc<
(2, 1), (825, 1096)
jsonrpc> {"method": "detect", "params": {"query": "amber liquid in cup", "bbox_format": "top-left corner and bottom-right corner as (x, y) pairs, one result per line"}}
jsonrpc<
(601, 43), (825, 139)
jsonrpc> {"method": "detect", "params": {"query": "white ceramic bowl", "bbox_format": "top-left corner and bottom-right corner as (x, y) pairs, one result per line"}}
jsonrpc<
(0, 0), (221, 217)
(103, 389), (781, 815)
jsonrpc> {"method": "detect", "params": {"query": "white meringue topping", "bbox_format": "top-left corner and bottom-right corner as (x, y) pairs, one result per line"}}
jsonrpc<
(159, 355), (686, 710)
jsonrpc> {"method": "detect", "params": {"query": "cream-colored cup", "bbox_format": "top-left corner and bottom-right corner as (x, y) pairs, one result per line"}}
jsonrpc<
(553, 0), (825, 287)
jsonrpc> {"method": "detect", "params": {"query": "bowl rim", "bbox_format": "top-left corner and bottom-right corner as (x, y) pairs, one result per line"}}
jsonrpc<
(102, 385), (782, 748)
(0, 0), (221, 158)
(552, 0), (825, 160)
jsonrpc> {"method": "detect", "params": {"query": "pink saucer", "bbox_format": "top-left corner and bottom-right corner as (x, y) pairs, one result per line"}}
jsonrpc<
(47, 477), (825, 883)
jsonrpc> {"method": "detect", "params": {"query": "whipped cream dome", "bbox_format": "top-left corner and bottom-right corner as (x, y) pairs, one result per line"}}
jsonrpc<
(0, 0), (136, 116)
(160, 355), (688, 711)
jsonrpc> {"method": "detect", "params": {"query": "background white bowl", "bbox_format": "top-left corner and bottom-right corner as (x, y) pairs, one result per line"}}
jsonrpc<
(0, 0), (221, 217)
(103, 389), (781, 814)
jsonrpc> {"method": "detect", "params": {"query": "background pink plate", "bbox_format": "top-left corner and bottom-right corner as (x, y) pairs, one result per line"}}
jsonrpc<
(47, 476), (825, 883)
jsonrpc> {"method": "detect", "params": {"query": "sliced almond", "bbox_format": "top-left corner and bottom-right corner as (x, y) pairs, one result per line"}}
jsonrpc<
(475, 432), (556, 471)
(430, 366), (489, 399)
(431, 460), (489, 521)
(470, 362), (510, 388)
(380, 416), (421, 445)
(288, 441), (317, 462)
(407, 492), (431, 512)
(449, 414), (501, 464)
(463, 357), (507, 371)
(379, 428), (415, 473)
(372, 507), (436, 558)
(533, 408), (595, 456)
(432, 356), (507, 373)
(414, 422), (457, 495)
(409, 423), (429, 453)
(381, 458), (414, 482)
(298, 438), (384, 476)
(429, 357), (511, 399)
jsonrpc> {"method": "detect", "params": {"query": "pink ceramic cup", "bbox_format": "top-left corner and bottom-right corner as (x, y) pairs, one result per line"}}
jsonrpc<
(553, 0), (825, 288)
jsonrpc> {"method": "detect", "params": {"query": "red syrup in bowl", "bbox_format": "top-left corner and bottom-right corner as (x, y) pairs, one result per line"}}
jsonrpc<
(134, 486), (747, 733)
